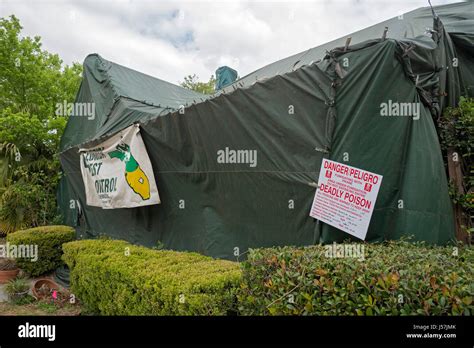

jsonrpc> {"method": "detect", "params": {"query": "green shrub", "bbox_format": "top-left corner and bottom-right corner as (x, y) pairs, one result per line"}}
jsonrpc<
(238, 240), (474, 315)
(5, 277), (30, 304)
(62, 239), (242, 315)
(0, 168), (61, 235)
(7, 225), (75, 276)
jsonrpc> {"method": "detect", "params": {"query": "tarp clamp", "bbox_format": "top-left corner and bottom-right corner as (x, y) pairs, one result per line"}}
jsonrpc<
(325, 98), (335, 107)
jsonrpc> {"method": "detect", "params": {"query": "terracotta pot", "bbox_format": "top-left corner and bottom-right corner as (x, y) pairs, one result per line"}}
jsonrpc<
(32, 278), (60, 299)
(0, 269), (20, 284)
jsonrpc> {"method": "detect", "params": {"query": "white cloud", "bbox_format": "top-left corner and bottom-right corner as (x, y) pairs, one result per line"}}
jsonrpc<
(0, 0), (459, 84)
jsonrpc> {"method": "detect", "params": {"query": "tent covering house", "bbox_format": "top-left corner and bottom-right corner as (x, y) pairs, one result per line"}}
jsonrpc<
(58, 1), (474, 259)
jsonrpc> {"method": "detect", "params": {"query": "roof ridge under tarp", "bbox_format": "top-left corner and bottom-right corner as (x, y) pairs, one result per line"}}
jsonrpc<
(220, 1), (474, 93)
(84, 53), (210, 109)
(60, 1), (473, 152)
(59, 54), (212, 151)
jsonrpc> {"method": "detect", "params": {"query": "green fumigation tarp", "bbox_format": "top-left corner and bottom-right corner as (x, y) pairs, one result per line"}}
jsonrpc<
(58, 2), (474, 259)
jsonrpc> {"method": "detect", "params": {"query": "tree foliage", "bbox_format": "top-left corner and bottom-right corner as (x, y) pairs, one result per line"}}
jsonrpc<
(439, 97), (474, 236)
(180, 74), (216, 94)
(0, 15), (82, 234)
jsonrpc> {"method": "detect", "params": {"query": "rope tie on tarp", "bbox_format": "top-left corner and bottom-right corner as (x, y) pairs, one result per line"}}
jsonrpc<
(401, 42), (417, 57)
(428, 0), (438, 19)
(325, 50), (348, 80)
(321, 50), (343, 154)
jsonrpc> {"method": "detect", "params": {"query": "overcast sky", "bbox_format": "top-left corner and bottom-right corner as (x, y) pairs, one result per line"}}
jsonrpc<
(0, 0), (461, 84)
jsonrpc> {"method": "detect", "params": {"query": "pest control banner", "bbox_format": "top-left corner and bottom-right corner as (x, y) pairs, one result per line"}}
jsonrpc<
(79, 124), (160, 209)
(309, 159), (382, 240)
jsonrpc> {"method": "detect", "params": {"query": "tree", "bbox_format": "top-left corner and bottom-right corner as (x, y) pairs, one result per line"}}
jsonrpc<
(180, 74), (216, 94)
(439, 97), (474, 243)
(0, 15), (82, 233)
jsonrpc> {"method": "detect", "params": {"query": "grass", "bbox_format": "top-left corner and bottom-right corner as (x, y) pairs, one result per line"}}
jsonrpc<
(0, 300), (81, 315)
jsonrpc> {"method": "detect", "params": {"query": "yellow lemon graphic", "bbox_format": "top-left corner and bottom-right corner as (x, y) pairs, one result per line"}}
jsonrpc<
(125, 166), (150, 200)
(109, 143), (151, 201)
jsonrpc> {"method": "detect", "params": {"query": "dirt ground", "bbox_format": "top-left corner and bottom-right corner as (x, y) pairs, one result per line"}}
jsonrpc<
(0, 301), (81, 315)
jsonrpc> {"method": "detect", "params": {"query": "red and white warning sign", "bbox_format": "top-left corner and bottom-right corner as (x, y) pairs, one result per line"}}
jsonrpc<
(309, 159), (383, 240)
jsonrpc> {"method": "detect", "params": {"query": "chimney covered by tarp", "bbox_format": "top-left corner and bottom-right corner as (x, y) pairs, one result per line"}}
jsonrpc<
(215, 66), (238, 90)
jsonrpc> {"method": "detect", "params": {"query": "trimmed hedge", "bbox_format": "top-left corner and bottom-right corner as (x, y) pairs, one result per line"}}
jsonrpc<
(62, 239), (242, 315)
(6, 225), (75, 276)
(238, 240), (473, 315)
